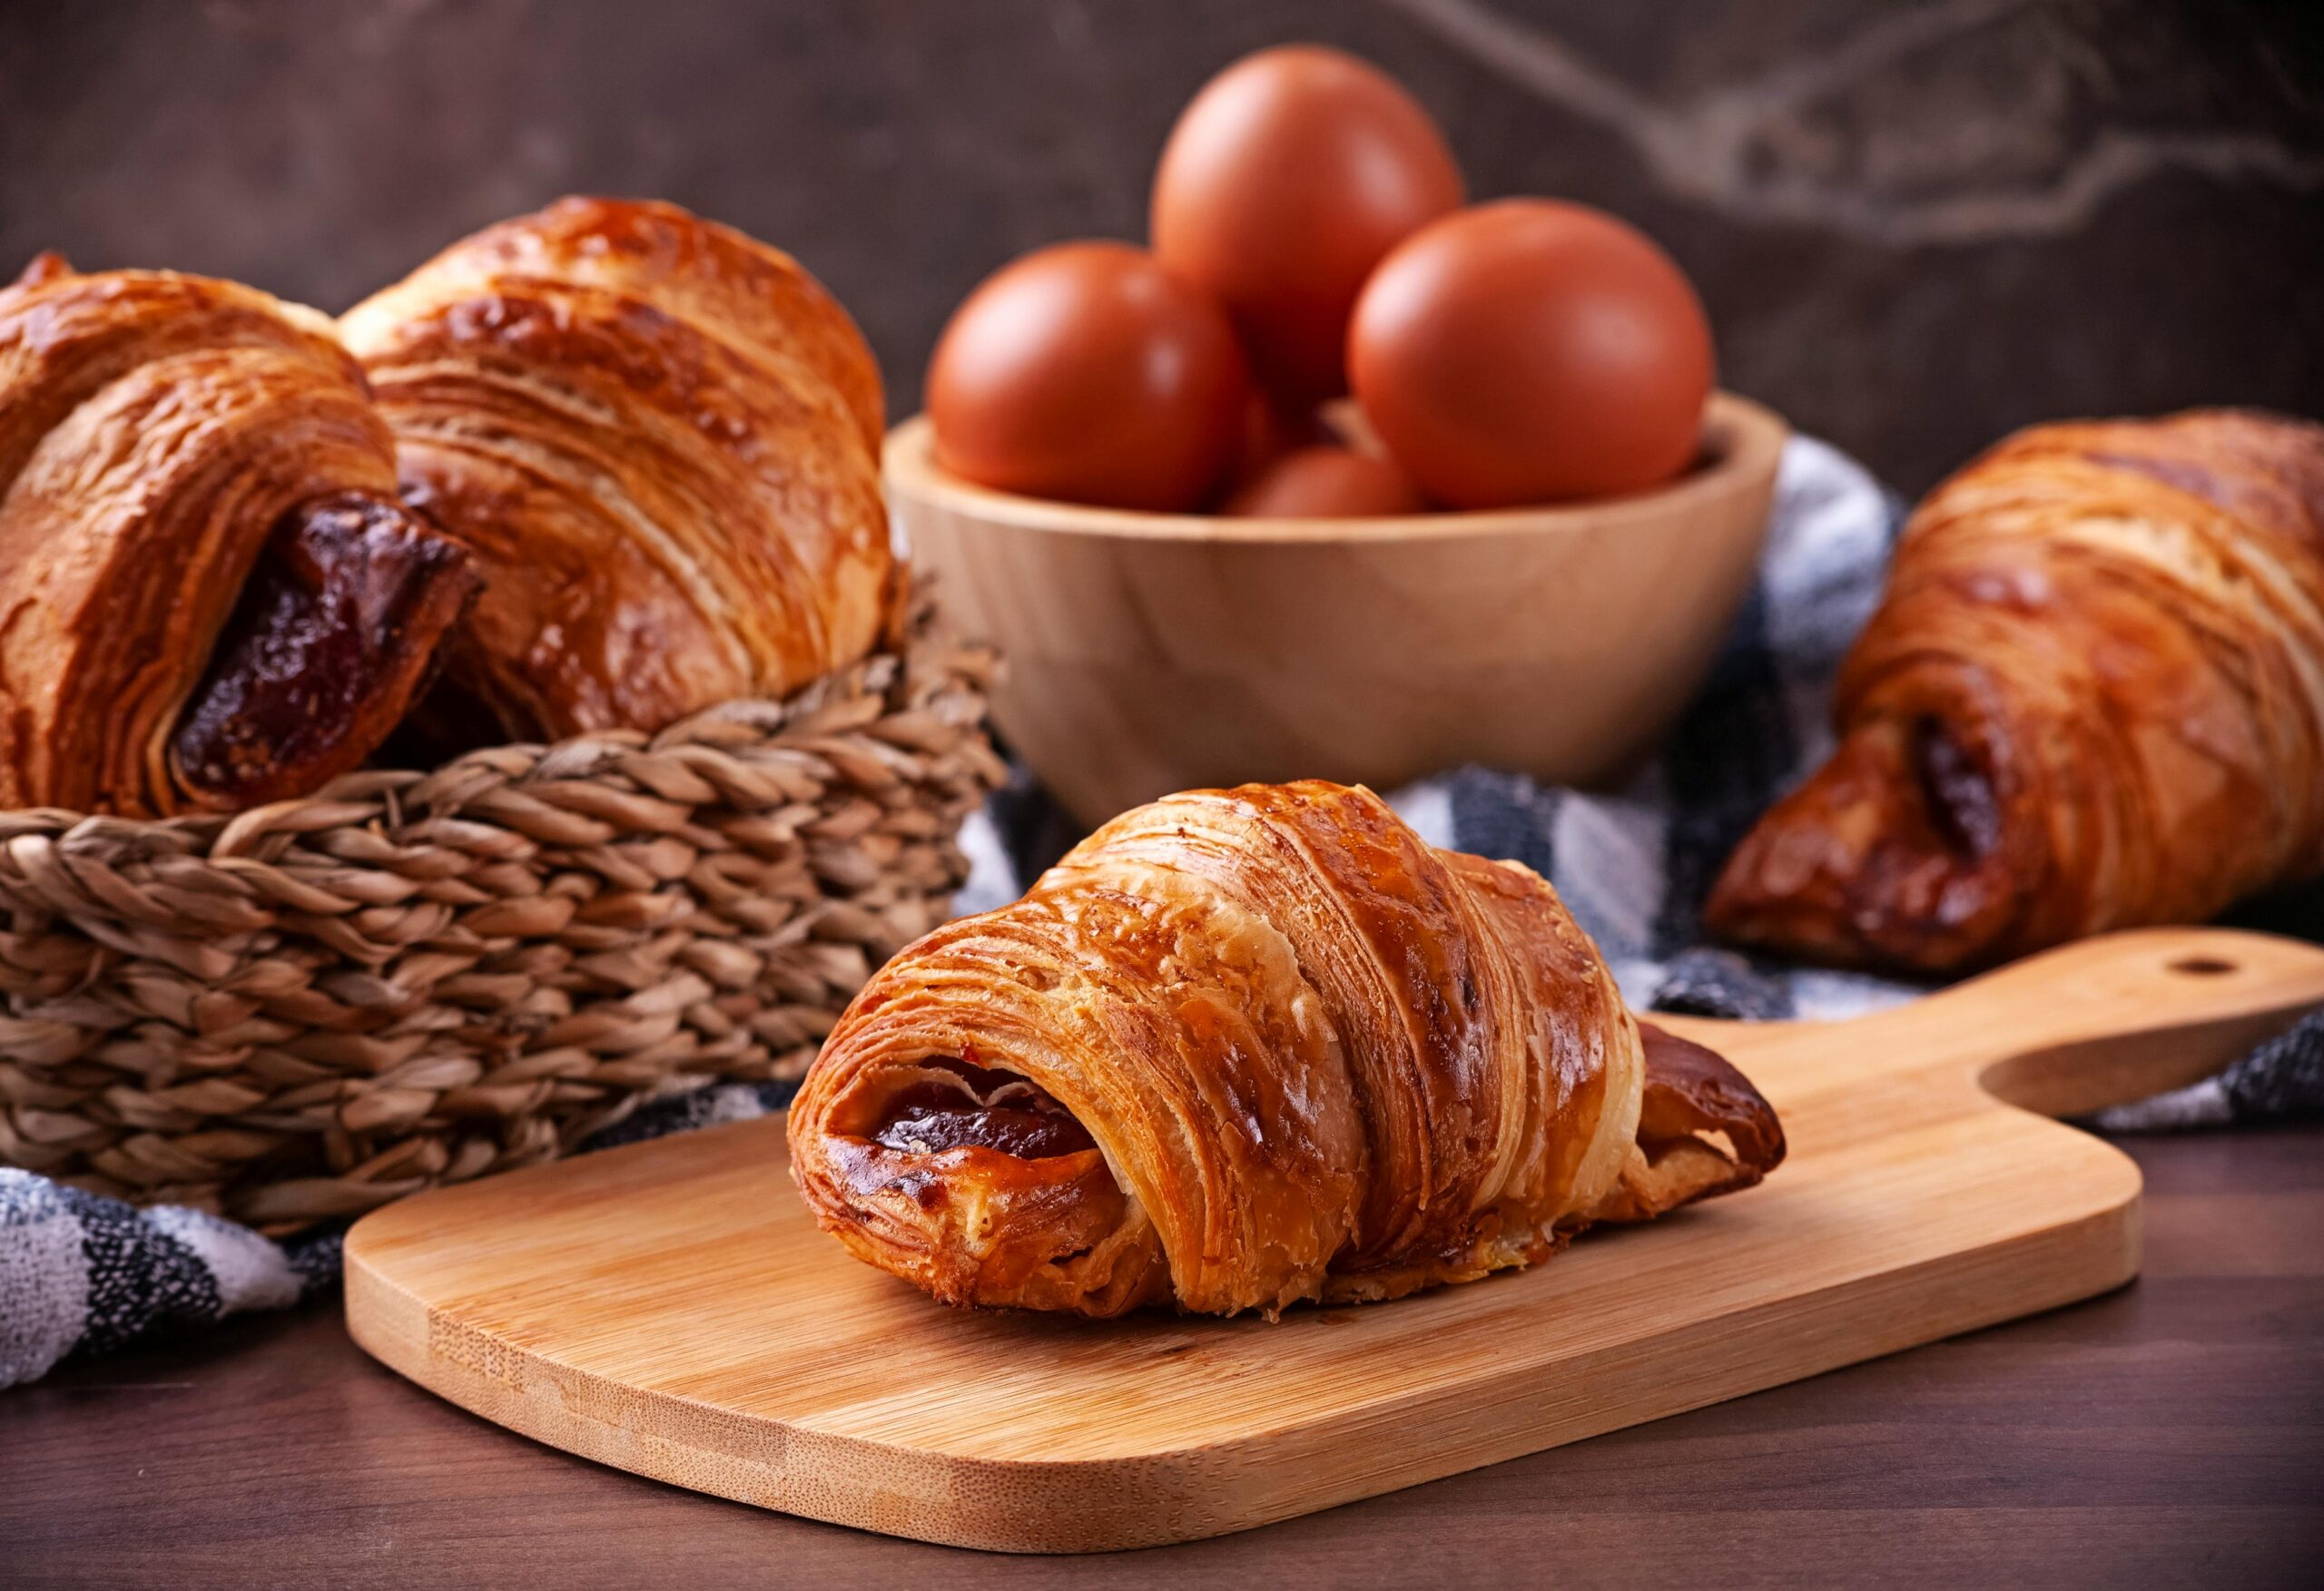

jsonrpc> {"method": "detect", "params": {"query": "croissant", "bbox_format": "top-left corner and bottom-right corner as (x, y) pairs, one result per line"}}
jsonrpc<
(339, 197), (893, 743)
(0, 252), (477, 815)
(789, 781), (1784, 1318)
(1707, 408), (2324, 974)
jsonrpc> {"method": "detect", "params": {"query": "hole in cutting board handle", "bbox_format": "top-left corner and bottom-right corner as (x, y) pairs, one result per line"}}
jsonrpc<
(1968, 932), (2324, 1119)
(1979, 1006), (2292, 1120)
(2168, 956), (2238, 977)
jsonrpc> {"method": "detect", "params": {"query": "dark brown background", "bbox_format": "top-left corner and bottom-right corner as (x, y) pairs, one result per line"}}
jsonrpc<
(4, 0), (2319, 494)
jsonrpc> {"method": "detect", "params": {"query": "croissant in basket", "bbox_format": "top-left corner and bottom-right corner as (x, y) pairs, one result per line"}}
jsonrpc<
(340, 196), (895, 745)
(1708, 408), (2324, 974)
(788, 780), (1784, 1318)
(0, 252), (478, 815)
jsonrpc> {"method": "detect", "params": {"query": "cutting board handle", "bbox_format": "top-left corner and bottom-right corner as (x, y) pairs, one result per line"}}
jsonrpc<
(1865, 927), (2324, 1117)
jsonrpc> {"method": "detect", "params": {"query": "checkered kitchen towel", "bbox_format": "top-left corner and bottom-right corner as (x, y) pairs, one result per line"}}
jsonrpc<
(5, 434), (2320, 1389)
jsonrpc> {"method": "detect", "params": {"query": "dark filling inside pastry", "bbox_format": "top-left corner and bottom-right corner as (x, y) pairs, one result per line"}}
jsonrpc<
(1910, 717), (2001, 858)
(869, 1057), (1097, 1161)
(828, 1049), (1160, 1311)
(172, 493), (478, 807)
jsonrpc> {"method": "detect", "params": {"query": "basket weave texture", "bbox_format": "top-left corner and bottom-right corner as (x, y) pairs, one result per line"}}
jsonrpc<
(0, 605), (1004, 1233)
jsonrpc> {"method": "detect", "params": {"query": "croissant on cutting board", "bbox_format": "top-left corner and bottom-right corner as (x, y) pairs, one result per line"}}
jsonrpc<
(789, 780), (1784, 1318)
(0, 252), (477, 815)
(1708, 408), (2324, 974)
(340, 197), (894, 745)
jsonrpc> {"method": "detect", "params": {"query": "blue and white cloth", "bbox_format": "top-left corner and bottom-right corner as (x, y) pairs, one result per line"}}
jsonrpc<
(5, 435), (2319, 1389)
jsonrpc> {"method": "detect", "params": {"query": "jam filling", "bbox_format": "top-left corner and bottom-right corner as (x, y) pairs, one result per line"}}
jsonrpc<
(1910, 718), (2001, 858)
(172, 493), (478, 806)
(868, 1057), (1097, 1161)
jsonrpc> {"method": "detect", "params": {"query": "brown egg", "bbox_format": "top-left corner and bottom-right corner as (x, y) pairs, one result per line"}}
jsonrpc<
(1349, 200), (1715, 508)
(1220, 445), (1429, 518)
(927, 241), (1249, 511)
(1219, 389), (1330, 496)
(1152, 44), (1463, 407)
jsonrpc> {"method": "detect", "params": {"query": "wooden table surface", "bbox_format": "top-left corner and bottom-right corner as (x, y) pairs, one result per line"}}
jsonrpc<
(5, 1127), (2320, 1589)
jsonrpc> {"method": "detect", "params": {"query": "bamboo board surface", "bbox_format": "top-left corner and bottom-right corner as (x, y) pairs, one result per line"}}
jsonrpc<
(345, 927), (2324, 1553)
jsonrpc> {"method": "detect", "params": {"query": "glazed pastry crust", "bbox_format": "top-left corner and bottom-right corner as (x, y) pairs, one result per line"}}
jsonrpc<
(0, 256), (474, 815)
(790, 781), (1784, 1318)
(340, 196), (893, 741)
(1709, 409), (2324, 973)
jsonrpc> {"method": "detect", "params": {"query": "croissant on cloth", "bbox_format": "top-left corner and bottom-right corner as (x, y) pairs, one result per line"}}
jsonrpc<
(1707, 408), (2324, 974)
(789, 780), (1784, 1318)
(339, 197), (894, 744)
(0, 252), (477, 815)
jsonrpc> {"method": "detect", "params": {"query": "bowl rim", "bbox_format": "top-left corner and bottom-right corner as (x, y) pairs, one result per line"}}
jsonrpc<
(884, 390), (1789, 545)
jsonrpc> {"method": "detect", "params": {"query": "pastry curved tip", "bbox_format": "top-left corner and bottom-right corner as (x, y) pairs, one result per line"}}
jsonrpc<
(1705, 716), (2027, 977)
(9, 251), (74, 291)
(1586, 1023), (1787, 1225)
(1638, 1023), (1785, 1174)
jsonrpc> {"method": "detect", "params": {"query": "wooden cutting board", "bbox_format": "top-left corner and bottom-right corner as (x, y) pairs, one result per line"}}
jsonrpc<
(345, 926), (2324, 1553)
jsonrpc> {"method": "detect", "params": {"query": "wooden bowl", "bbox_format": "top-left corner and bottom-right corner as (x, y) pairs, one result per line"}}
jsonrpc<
(889, 391), (1788, 828)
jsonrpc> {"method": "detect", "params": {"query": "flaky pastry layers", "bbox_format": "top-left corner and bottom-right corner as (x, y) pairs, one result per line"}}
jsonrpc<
(0, 252), (476, 814)
(790, 781), (1784, 1318)
(340, 197), (893, 742)
(1708, 409), (2324, 973)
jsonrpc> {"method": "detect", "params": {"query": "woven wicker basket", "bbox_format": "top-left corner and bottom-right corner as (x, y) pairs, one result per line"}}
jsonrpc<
(0, 597), (1004, 1233)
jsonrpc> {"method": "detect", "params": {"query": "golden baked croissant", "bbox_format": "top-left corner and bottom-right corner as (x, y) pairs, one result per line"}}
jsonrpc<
(789, 780), (1783, 1318)
(339, 197), (893, 743)
(0, 252), (477, 815)
(1708, 409), (2324, 974)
